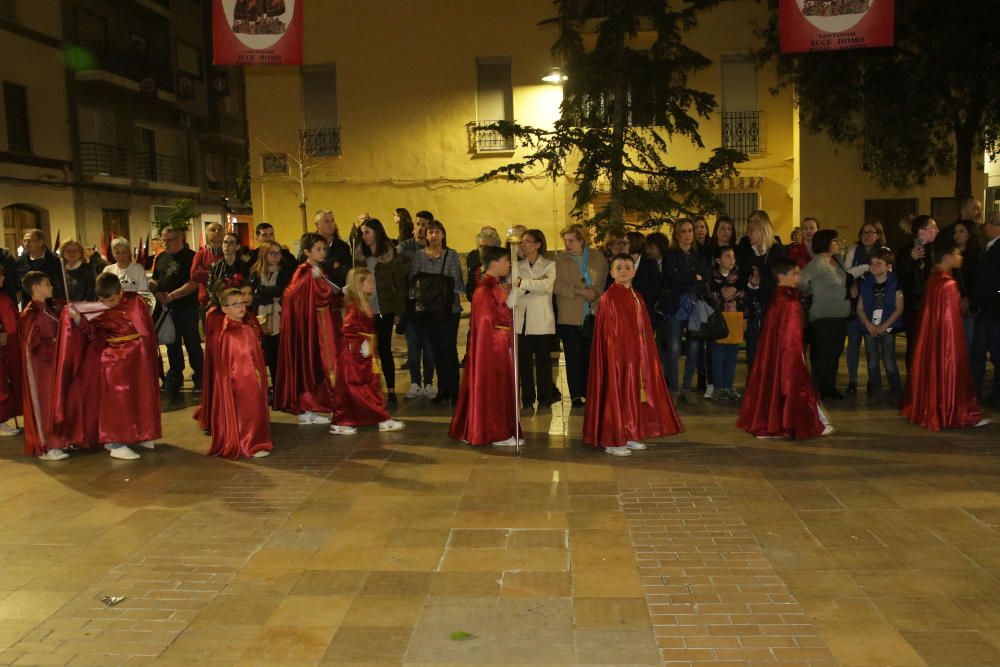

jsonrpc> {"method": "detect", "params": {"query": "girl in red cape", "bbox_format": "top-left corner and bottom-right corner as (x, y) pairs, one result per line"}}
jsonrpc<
(273, 233), (340, 426)
(0, 266), (22, 435)
(329, 268), (404, 435)
(737, 257), (833, 440)
(901, 233), (989, 431)
(584, 254), (682, 456)
(449, 246), (521, 447)
(207, 288), (272, 459)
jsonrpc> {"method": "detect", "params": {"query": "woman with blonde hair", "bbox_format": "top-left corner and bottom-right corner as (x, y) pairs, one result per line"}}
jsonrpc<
(735, 210), (787, 369)
(330, 267), (405, 435)
(60, 239), (97, 301)
(249, 240), (293, 390)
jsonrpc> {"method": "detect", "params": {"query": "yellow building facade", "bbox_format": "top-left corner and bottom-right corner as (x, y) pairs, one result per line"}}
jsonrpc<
(245, 0), (986, 252)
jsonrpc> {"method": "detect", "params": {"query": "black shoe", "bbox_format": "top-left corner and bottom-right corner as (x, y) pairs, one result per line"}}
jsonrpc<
(846, 382), (857, 394)
(522, 402), (534, 411)
(571, 397), (585, 408)
(387, 393), (398, 406)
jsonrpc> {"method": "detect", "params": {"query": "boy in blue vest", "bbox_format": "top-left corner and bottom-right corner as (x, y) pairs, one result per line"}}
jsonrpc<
(855, 247), (904, 395)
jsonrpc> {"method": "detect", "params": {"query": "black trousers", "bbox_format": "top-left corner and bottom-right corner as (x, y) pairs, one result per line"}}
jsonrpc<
(558, 323), (590, 400)
(165, 306), (204, 387)
(518, 333), (555, 406)
(375, 313), (397, 391)
(261, 333), (280, 388)
(809, 317), (846, 396)
(426, 311), (461, 400)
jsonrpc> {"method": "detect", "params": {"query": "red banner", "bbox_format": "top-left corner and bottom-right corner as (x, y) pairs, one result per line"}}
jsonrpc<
(213, 0), (303, 66)
(780, 0), (893, 54)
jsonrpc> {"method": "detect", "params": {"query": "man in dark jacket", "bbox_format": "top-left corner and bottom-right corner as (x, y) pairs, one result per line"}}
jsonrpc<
(296, 210), (352, 287)
(973, 210), (1000, 407)
(16, 229), (64, 306)
(248, 222), (297, 268)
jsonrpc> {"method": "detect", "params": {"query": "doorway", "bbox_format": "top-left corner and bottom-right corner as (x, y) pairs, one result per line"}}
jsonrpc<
(102, 208), (129, 240)
(2, 204), (42, 255)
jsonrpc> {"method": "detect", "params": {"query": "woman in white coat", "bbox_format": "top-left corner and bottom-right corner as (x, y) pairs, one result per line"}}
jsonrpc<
(515, 229), (557, 410)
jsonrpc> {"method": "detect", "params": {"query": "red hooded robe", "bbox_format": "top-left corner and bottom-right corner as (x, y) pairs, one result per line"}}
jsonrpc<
(195, 305), (262, 431)
(273, 262), (342, 415)
(737, 285), (824, 439)
(583, 282), (683, 446)
(209, 316), (273, 458)
(901, 267), (982, 430)
(19, 301), (69, 455)
(449, 274), (517, 445)
(331, 303), (390, 427)
(0, 292), (22, 422)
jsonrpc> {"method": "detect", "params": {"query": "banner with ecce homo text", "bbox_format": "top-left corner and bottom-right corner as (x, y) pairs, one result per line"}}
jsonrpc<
(780, 0), (893, 54)
(213, 0), (303, 66)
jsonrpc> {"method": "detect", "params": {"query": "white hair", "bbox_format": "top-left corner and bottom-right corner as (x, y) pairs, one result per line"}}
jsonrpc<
(110, 237), (131, 252)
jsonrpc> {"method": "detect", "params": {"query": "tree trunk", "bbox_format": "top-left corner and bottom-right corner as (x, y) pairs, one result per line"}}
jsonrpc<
(953, 122), (974, 202)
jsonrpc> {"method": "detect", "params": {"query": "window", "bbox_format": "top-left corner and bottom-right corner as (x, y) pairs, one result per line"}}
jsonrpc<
(79, 108), (124, 177)
(204, 153), (224, 191)
(721, 55), (761, 154)
(3, 82), (30, 153)
(74, 7), (107, 53)
(474, 57), (514, 151)
(176, 40), (202, 79)
(301, 66), (339, 156)
(718, 192), (761, 239)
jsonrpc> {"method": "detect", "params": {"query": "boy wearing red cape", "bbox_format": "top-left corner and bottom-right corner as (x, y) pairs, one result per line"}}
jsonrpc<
(18, 272), (69, 461)
(329, 268), (405, 435)
(0, 266), (22, 436)
(58, 273), (161, 460)
(901, 234), (990, 431)
(207, 288), (272, 459)
(274, 233), (341, 426)
(584, 253), (683, 456)
(449, 246), (521, 447)
(737, 257), (834, 440)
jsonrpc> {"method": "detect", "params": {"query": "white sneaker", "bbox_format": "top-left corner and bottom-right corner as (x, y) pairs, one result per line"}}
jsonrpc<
(108, 445), (140, 460)
(404, 384), (422, 399)
(491, 436), (523, 447)
(0, 423), (20, 437)
(378, 419), (405, 432)
(252, 449), (271, 458)
(423, 384), (438, 399)
(297, 411), (331, 425)
(974, 418), (991, 428)
(137, 440), (155, 450)
(329, 424), (358, 436)
(38, 449), (69, 461)
(821, 425), (835, 436)
(625, 441), (647, 450)
(604, 446), (631, 456)
(756, 434), (784, 439)
(703, 384), (715, 399)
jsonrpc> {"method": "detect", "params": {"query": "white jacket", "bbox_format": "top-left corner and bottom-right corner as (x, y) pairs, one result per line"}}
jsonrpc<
(514, 256), (556, 335)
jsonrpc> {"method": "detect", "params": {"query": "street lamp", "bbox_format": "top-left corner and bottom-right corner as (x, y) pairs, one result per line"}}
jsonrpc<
(542, 67), (567, 84)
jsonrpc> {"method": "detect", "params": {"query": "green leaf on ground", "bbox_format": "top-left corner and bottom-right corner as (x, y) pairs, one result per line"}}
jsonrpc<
(449, 631), (474, 641)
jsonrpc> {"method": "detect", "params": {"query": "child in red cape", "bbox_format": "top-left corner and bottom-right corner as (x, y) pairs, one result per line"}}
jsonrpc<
(901, 233), (989, 431)
(449, 245), (521, 447)
(0, 266), (21, 436)
(207, 288), (272, 459)
(737, 256), (834, 440)
(273, 233), (341, 426)
(329, 268), (404, 435)
(584, 253), (683, 456)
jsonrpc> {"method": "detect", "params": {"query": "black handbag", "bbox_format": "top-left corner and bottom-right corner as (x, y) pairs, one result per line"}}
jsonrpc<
(413, 249), (455, 317)
(690, 309), (730, 341)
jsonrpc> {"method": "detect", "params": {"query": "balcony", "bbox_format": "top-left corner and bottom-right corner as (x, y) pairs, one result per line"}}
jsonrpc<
(72, 40), (175, 97)
(79, 142), (128, 179)
(137, 152), (193, 186)
(468, 120), (515, 154)
(721, 111), (762, 156)
(299, 127), (341, 157)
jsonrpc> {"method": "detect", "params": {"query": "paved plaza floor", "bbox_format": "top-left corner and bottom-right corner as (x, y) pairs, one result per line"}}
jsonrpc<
(0, 358), (997, 666)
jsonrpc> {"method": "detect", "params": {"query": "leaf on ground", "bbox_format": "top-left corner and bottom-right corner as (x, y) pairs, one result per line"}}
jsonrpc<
(449, 630), (474, 641)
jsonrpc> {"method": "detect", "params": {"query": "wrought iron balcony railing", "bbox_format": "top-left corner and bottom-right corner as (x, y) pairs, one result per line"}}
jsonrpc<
(468, 120), (515, 153)
(137, 152), (193, 186)
(299, 127), (341, 157)
(721, 111), (762, 155)
(79, 142), (128, 178)
(74, 39), (175, 93)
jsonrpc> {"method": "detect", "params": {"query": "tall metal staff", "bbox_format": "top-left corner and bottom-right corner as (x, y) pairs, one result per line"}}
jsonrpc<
(506, 226), (522, 456)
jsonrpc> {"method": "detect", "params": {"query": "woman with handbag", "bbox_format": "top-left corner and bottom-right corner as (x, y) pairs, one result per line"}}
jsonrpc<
(799, 229), (852, 400)
(409, 220), (464, 405)
(554, 224), (607, 408)
(249, 241), (292, 392)
(660, 219), (711, 396)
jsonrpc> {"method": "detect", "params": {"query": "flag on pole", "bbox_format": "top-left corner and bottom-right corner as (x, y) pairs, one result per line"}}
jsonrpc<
(106, 230), (115, 264)
(53, 230), (61, 254)
(143, 235), (150, 266)
(136, 235), (145, 265)
(99, 231), (108, 262)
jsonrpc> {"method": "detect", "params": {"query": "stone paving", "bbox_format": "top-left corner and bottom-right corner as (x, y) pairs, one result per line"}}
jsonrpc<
(0, 359), (997, 666)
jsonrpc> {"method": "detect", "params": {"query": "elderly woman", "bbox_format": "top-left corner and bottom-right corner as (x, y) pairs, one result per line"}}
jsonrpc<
(554, 224), (608, 407)
(103, 236), (150, 293)
(466, 226), (502, 301)
(799, 229), (852, 399)
(60, 239), (97, 301)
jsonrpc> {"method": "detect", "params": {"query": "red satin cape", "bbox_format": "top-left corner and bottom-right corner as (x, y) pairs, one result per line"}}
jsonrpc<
(737, 286), (824, 439)
(209, 317), (273, 458)
(19, 302), (68, 455)
(449, 275), (518, 445)
(583, 282), (683, 446)
(273, 263), (342, 415)
(331, 304), (389, 426)
(0, 292), (22, 422)
(901, 268), (982, 430)
(195, 306), (262, 431)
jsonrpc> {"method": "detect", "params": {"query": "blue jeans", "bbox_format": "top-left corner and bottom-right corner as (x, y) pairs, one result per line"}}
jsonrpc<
(863, 331), (901, 393)
(665, 318), (701, 391)
(709, 342), (738, 391)
(405, 317), (434, 386)
(972, 319), (1000, 397)
(846, 325), (863, 384)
